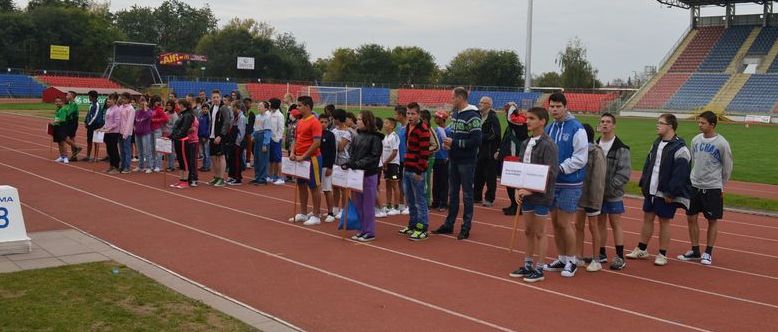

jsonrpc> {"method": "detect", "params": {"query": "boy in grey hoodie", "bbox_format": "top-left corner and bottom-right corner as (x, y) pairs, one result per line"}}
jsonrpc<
(677, 111), (732, 266)
(575, 124), (607, 272)
(596, 113), (631, 270)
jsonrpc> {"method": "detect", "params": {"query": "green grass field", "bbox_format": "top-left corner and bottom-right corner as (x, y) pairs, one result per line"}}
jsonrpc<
(0, 261), (256, 331)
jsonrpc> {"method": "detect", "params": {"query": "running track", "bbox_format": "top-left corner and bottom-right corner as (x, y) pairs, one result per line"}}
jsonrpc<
(2, 111), (778, 331)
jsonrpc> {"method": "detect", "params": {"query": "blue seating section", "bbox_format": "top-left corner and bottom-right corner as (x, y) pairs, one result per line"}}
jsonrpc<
(0, 74), (45, 98)
(664, 73), (730, 110)
(769, 57), (778, 73)
(727, 74), (778, 113)
(698, 26), (753, 72)
(468, 91), (541, 109)
(168, 80), (238, 97)
(747, 26), (778, 55)
(361, 88), (390, 105)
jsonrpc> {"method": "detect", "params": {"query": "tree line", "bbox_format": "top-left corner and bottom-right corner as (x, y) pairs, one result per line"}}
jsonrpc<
(0, 0), (601, 89)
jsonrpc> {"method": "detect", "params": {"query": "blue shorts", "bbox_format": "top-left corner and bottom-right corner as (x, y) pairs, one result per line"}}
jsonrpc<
(552, 187), (582, 213)
(296, 155), (323, 189)
(642, 195), (679, 219)
(601, 200), (625, 215)
(269, 141), (282, 162)
(521, 202), (550, 217)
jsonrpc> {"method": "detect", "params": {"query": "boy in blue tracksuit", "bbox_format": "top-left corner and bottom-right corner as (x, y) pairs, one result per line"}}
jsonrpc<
(83, 90), (105, 162)
(627, 113), (692, 266)
(250, 101), (272, 185)
(198, 106), (211, 171)
(543, 92), (588, 278)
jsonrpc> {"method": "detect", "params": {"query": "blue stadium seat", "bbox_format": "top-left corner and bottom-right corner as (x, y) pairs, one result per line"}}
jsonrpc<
(664, 73), (730, 110)
(698, 26), (753, 72)
(168, 80), (238, 97)
(747, 26), (778, 56)
(0, 74), (46, 98)
(468, 91), (541, 109)
(727, 74), (778, 113)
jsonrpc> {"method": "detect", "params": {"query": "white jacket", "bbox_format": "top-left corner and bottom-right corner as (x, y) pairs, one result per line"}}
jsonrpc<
(269, 109), (285, 143)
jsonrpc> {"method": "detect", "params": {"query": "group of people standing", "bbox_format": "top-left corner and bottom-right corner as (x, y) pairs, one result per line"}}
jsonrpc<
(50, 88), (733, 284)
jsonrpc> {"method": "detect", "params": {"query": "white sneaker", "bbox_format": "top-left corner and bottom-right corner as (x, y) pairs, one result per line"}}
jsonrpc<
(401, 207), (410, 215)
(303, 216), (321, 226)
(626, 247), (650, 260)
(273, 179), (286, 185)
(375, 208), (387, 218)
(335, 210), (343, 219)
(386, 208), (401, 216)
(62, 157), (69, 164)
(132, 167), (141, 172)
(289, 213), (309, 223)
(324, 215), (336, 223)
(55, 156), (64, 163)
(153, 167), (161, 173)
(265, 177), (273, 182)
(144, 169), (152, 174)
(333, 207), (341, 216)
(586, 261), (602, 272)
(701, 253), (712, 265)
(654, 253), (668, 266)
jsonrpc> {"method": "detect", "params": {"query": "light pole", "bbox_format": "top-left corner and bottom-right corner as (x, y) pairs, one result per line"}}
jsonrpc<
(524, 0), (533, 93)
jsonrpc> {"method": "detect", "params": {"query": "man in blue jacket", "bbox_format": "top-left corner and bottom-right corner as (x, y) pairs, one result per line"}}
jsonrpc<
(627, 113), (691, 266)
(543, 92), (588, 278)
(433, 87), (482, 240)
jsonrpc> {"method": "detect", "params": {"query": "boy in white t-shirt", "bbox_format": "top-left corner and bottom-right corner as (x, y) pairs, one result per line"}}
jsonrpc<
(331, 109), (353, 219)
(382, 118), (401, 215)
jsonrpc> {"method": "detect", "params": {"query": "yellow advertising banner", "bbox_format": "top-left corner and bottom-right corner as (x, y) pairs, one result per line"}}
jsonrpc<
(50, 45), (70, 60)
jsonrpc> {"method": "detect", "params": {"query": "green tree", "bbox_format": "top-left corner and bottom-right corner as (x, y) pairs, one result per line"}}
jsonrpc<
(26, 0), (91, 10)
(323, 48), (359, 82)
(0, 0), (15, 12)
(533, 72), (562, 87)
(442, 48), (523, 86)
(355, 44), (394, 82)
(114, 0), (215, 53)
(556, 37), (602, 89)
(391, 46), (437, 84)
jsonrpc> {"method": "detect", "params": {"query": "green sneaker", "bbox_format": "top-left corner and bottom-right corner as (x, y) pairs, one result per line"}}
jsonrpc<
(398, 226), (413, 235)
(208, 177), (219, 185)
(213, 178), (226, 187)
(409, 230), (429, 241)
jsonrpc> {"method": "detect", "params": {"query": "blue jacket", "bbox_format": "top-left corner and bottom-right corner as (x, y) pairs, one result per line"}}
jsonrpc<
(434, 127), (451, 160)
(448, 105), (482, 163)
(639, 136), (692, 209)
(397, 126), (407, 162)
(84, 102), (105, 129)
(198, 112), (210, 138)
(546, 113), (588, 187)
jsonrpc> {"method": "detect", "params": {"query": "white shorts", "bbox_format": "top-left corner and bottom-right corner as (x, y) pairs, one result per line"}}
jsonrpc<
(321, 168), (333, 192)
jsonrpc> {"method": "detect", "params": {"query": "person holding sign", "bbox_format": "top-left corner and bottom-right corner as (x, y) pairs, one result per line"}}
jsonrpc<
(98, 93), (122, 174)
(507, 107), (558, 283)
(289, 96), (324, 226)
(627, 114), (692, 266)
(343, 111), (383, 242)
(397, 107), (432, 241)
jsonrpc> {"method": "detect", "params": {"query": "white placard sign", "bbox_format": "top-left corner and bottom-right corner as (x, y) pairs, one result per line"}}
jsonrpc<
(0, 186), (31, 255)
(93, 131), (105, 144)
(281, 157), (311, 180)
(500, 161), (550, 192)
(237, 57), (255, 70)
(745, 114), (771, 124)
(155, 138), (172, 154)
(332, 167), (364, 192)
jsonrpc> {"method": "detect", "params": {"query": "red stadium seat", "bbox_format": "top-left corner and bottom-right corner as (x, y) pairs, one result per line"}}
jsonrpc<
(36, 75), (122, 89)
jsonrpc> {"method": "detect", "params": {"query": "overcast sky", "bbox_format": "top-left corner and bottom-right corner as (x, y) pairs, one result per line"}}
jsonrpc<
(19, 0), (768, 82)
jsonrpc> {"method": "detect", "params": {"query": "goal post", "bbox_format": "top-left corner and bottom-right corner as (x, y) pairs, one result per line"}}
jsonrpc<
(307, 86), (362, 111)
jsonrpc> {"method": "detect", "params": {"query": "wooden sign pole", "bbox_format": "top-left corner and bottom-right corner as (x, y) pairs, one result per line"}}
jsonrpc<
(341, 189), (351, 240)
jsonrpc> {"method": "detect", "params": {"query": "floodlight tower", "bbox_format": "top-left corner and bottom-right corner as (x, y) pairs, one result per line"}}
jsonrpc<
(524, 0), (533, 93)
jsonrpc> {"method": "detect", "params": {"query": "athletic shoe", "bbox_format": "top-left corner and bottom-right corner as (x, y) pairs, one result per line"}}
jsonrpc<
(172, 181), (189, 189)
(213, 178), (226, 187)
(523, 268), (545, 283)
(227, 180), (242, 186)
(265, 177), (273, 182)
(482, 201), (493, 207)
(654, 253), (668, 266)
(351, 233), (365, 241)
(598, 254), (608, 263)
(502, 205), (518, 216)
(144, 169), (152, 174)
(701, 253), (712, 265)
(107, 168), (119, 175)
(508, 266), (533, 278)
(291, 213), (309, 223)
(303, 216), (321, 226)
(55, 156), (64, 163)
(401, 207), (409, 215)
(356, 233), (375, 242)
(457, 229), (469, 240)
(131, 167), (140, 172)
(543, 259), (565, 272)
(386, 208), (401, 216)
(61, 157), (69, 164)
(208, 177), (219, 185)
(610, 257), (627, 270)
(189, 182), (198, 187)
(225, 178), (236, 184)
(677, 250), (702, 261)
(273, 179), (286, 185)
(335, 210), (342, 220)
(398, 226), (413, 235)
(153, 168), (161, 173)
(626, 247), (649, 260)
(561, 262), (578, 277)
(120, 169), (130, 174)
(586, 261), (602, 272)
(375, 208), (387, 218)
(324, 214), (336, 223)
(409, 230), (429, 241)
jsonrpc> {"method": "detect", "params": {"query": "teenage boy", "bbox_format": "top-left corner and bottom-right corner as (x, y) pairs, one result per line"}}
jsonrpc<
(268, 98), (286, 184)
(83, 90), (105, 162)
(63, 91), (83, 160)
(226, 101), (246, 186)
(289, 96), (324, 226)
(394, 105), (409, 214)
(382, 118), (402, 215)
(627, 113), (692, 266)
(209, 90), (233, 187)
(250, 101), (271, 185)
(596, 113), (631, 270)
(507, 107), (558, 283)
(677, 111), (732, 266)
(398, 106), (432, 241)
(319, 113), (337, 223)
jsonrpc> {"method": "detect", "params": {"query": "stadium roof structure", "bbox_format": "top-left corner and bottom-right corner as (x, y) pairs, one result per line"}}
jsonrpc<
(658, 0), (775, 9)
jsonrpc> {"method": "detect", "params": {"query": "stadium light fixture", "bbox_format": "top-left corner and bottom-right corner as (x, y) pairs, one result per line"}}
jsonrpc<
(524, 0), (533, 93)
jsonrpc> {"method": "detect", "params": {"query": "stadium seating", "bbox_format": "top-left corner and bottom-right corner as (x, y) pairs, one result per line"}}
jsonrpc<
(468, 91), (541, 109)
(397, 89), (451, 106)
(698, 26), (752, 72)
(747, 26), (778, 55)
(36, 75), (122, 89)
(664, 73), (730, 110)
(726, 74), (778, 114)
(169, 80), (238, 98)
(634, 73), (691, 109)
(0, 74), (46, 98)
(769, 57), (778, 73)
(669, 26), (725, 72)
